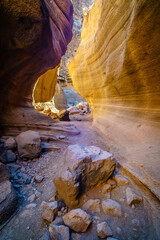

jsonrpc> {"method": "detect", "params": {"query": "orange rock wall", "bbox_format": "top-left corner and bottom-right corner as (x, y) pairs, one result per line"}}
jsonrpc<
(69, 0), (160, 198)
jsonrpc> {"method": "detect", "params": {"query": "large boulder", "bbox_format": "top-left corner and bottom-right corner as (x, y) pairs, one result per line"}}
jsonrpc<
(0, 163), (18, 225)
(54, 144), (115, 208)
(63, 209), (92, 233)
(16, 130), (41, 160)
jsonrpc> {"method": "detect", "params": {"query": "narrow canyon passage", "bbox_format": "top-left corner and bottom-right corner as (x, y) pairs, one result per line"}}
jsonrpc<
(0, 0), (160, 240)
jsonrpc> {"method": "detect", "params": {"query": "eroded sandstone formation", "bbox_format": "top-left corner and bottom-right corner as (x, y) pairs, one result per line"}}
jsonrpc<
(0, 0), (73, 134)
(69, 0), (160, 199)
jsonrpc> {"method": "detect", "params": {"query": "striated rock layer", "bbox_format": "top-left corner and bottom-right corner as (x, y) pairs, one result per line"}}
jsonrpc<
(0, 0), (73, 134)
(69, 0), (160, 200)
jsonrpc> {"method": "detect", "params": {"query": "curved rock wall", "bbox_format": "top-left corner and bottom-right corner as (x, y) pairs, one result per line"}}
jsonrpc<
(69, 0), (160, 199)
(0, 0), (73, 132)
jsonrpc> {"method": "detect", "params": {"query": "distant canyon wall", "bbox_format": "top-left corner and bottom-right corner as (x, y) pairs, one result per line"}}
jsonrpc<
(0, 0), (73, 133)
(69, 0), (160, 198)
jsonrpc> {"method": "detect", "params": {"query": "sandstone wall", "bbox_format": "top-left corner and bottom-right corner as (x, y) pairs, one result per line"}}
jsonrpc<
(69, 0), (160, 199)
(0, 0), (73, 133)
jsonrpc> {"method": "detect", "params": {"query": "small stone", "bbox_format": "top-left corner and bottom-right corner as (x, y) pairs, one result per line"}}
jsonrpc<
(34, 174), (44, 183)
(114, 174), (129, 185)
(107, 179), (117, 189)
(63, 208), (92, 233)
(102, 199), (122, 217)
(26, 203), (37, 209)
(82, 199), (101, 214)
(131, 204), (135, 209)
(5, 137), (17, 150)
(28, 194), (36, 203)
(116, 227), (122, 235)
(102, 184), (111, 194)
(41, 201), (58, 223)
(93, 216), (100, 223)
(126, 187), (142, 206)
(132, 219), (141, 228)
(6, 150), (16, 163)
(58, 135), (66, 140)
(49, 224), (70, 240)
(26, 226), (30, 230)
(97, 222), (112, 239)
(35, 190), (41, 198)
(57, 110), (70, 121)
(57, 211), (62, 217)
(71, 233), (81, 240)
(52, 216), (64, 225)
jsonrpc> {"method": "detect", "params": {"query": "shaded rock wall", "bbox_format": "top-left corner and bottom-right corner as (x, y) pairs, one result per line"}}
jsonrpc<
(69, 0), (160, 199)
(0, 0), (73, 133)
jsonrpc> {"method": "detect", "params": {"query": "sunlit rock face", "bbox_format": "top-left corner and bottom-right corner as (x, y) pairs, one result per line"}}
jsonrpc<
(0, 0), (73, 133)
(69, 0), (160, 199)
(58, 0), (94, 83)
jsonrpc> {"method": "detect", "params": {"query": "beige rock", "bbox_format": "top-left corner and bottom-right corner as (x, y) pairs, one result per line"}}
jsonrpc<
(63, 208), (92, 233)
(102, 200), (122, 217)
(97, 222), (112, 239)
(41, 201), (58, 223)
(54, 144), (115, 208)
(5, 137), (17, 150)
(126, 187), (142, 206)
(82, 199), (101, 214)
(16, 131), (41, 160)
(102, 184), (112, 194)
(34, 174), (44, 183)
(49, 224), (70, 240)
(114, 175), (129, 186)
(107, 179), (117, 189)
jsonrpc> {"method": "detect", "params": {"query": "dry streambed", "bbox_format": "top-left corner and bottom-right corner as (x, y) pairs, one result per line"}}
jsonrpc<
(0, 115), (159, 240)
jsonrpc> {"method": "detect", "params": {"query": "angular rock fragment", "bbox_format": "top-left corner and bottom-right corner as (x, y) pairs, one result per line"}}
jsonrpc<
(34, 174), (44, 183)
(113, 174), (129, 186)
(63, 208), (92, 233)
(97, 222), (112, 239)
(6, 150), (16, 163)
(16, 130), (41, 160)
(102, 199), (122, 217)
(5, 137), (17, 150)
(41, 201), (58, 223)
(107, 179), (117, 189)
(82, 199), (101, 214)
(54, 144), (115, 208)
(49, 224), (70, 240)
(68, 106), (80, 115)
(57, 110), (70, 121)
(126, 187), (142, 206)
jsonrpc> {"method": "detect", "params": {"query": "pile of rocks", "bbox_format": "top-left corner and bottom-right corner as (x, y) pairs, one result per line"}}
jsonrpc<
(0, 130), (42, 225)
(41, 144), (143, 240)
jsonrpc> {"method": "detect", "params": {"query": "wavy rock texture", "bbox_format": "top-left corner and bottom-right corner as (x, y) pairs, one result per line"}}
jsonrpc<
(69, 0), (160, 199)
(0, 0), (73, 134)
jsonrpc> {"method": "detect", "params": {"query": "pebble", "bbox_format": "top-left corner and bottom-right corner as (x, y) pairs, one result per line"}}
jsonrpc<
(26, 203), (37, 209)
(28, 194), (36, 202)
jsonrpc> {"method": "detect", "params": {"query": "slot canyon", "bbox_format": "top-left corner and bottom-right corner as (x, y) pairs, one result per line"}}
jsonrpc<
(0, 0), (160, 239)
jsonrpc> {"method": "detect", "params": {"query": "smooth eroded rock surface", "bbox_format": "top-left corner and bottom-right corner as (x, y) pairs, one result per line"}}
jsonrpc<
(102, 199), (122, 217)
(68, 0), (160, 200)
(54, 144), (115, 208)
